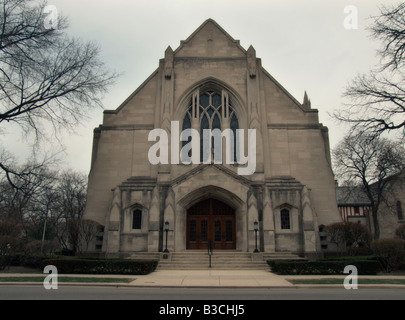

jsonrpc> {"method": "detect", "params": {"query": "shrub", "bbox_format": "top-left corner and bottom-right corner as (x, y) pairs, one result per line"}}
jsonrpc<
(0, 235), (24, 270)
(347, 246), (374, 256)
(371, 239), (405, 273)
(395, 225), (405, 240)
(41, 258), (158, 275)
(267, 259), (380, 275)
(325, 222), (371, 254)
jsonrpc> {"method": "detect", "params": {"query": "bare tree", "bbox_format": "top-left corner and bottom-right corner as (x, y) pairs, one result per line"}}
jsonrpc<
(57, 171), (87, 220)
(79, 219), (100, 253)
(333, 131), (405, 239)
(0, 164), (89, 254)
(325, 222), (346, 255)
(53, 170), (87, 254)
(0, 0), (117, 188)
(333, 3), (405, 139)
(0, 159), (57, 237)
(325, 221), (371, 255)
(63, 218), (99, 255)
(372, 3), (405, 71)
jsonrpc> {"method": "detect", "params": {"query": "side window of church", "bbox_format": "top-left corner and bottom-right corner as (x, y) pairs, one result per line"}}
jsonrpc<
(280, 209), (290, 229)
(132, 209), (142, 229)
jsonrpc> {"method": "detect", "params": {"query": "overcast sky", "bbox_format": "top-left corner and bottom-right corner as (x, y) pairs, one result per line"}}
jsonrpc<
(1, 0), (399, 174)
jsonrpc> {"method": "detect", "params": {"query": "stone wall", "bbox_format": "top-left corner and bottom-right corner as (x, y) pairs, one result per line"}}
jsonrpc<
(83, 19), (341, 257)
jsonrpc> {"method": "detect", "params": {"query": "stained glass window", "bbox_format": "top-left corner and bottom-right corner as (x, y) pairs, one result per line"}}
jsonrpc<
(230, 113), (239, 162)
(183, 91), (239, 163)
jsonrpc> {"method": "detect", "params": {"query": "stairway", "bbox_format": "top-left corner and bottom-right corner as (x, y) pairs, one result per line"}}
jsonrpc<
(157, 251), (271, 270)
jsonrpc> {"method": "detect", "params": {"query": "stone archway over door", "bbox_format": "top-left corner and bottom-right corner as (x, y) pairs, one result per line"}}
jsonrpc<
(186, 198), (236, 250)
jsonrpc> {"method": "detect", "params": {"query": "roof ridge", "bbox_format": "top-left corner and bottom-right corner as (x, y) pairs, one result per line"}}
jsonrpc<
(173, 18), (246, 55)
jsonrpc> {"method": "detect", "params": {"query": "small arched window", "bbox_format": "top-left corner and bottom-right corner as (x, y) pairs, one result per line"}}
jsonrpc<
(280, 209), (290, 229)
(132, 209), (142, 229)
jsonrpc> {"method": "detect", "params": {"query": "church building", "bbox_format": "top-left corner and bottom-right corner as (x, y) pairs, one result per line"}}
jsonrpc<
(83, 19), (342, 260)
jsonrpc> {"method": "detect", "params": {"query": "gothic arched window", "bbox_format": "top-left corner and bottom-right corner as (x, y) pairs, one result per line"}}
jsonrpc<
(182, 90), (239, 163)
(280, 209), (290, 230)
(132, 209), (142, 230)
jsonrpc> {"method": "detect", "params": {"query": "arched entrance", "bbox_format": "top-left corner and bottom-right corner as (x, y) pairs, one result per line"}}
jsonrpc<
(186, 198), (236, 250)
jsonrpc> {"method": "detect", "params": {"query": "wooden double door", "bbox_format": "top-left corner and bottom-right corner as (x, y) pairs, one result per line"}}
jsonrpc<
(186, 198), (236, 250)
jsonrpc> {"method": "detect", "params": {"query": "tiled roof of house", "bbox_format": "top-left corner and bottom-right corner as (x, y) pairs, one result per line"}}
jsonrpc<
(336, 186), (372, 206)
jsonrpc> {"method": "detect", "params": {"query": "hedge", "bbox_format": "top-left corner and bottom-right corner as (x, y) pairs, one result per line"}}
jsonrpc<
(41, 259), (158, 275)
(371, 239), (405, 273)
(267, 260), (380, 275)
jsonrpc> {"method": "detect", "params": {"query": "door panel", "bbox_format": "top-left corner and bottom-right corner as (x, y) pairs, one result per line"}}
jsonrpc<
(187, 216), (210, 249)
(186, 199), (235, 250)
(189, 219), (196, 243)
(214, 220), (221, 242)
(201, 219), (208, 242)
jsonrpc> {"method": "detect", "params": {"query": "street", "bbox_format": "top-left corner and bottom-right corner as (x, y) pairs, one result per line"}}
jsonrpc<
(0, 285), (405, 300)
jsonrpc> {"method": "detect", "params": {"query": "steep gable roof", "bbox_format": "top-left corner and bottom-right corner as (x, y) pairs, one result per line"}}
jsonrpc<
(107, 18), (316, 115)
(174, 19), (246, 58)
(336, 186), (372, 206)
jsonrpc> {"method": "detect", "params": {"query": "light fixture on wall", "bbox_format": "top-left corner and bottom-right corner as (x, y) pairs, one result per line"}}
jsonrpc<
(164, 221), (170, 253)
(254, 221), (259, 253)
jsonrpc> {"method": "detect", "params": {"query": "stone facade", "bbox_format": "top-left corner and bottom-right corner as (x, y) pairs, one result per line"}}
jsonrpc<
(84, 19), (342, 258)
(378, 175), (405, 239)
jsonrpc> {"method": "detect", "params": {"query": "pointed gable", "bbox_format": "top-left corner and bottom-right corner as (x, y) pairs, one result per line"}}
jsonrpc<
(103, 18), (319, 128)
(174, 19), (246, 58)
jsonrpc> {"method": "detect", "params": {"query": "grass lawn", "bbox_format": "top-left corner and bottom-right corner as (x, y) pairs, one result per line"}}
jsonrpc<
(289, 278), (405, 285)
(0, 276), (135, 283)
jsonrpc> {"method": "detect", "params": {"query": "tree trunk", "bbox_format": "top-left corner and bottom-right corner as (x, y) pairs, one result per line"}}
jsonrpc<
(372, 207), (380, 240)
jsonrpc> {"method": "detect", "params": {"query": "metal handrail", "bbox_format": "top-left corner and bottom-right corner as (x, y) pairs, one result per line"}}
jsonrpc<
(208, 240), (213, 268)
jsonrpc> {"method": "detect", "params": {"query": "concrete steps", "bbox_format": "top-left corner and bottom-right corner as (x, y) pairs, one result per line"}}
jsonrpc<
(157, 251), (270, 270)
(120, 251), (305, 270)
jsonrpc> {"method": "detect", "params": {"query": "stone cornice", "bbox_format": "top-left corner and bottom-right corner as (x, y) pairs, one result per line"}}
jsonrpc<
(170, 164), (252, 188)
(265, 176), (305, 190)
(119, 177), (157, 191)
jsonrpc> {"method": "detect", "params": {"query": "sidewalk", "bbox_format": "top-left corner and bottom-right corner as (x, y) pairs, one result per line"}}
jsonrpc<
(1, 269), (405, 288)
(131, 270), (293, 287)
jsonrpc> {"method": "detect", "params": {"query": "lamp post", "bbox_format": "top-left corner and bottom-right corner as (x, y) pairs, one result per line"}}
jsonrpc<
(253, 220), (259, 253)
(164, 221), (169, 253)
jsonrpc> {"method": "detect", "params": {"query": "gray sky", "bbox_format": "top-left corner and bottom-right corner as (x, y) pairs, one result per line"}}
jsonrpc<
(0, 0), (399, 174)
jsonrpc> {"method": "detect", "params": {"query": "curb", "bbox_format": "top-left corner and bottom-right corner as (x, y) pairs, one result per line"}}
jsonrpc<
(2, 281), (405, 289)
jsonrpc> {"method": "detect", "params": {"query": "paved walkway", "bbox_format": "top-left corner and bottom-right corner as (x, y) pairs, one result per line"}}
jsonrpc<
(131, 270), (293, 287)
